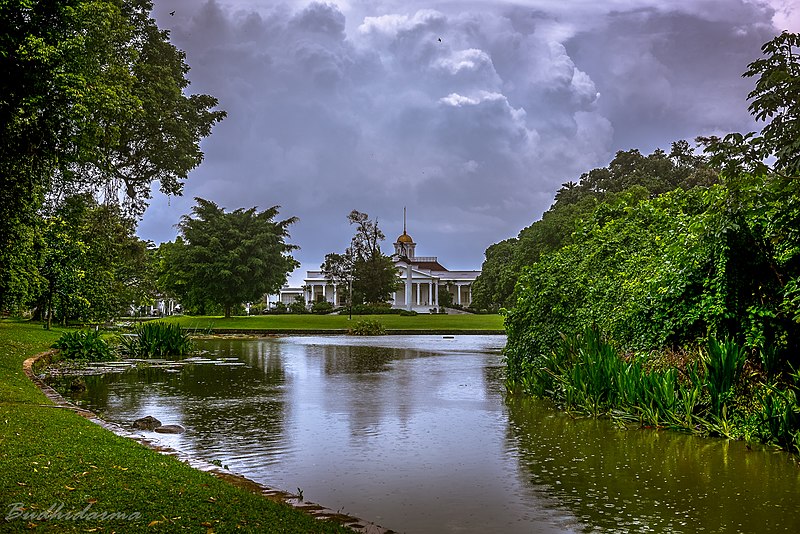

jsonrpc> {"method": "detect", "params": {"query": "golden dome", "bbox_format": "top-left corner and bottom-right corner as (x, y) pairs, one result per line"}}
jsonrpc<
(397, 232), (414, 243)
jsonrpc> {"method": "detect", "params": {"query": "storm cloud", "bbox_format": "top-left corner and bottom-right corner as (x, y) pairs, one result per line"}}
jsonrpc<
(138, 0), (797, 281)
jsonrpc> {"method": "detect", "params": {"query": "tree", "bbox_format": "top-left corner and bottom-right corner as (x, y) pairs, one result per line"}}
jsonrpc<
(167, 198), (299, 318)
(703, 31), (800, 178)
(0, 0), (225, 310)
(321, 210), (398, 306)
(34, 194), (154, 326)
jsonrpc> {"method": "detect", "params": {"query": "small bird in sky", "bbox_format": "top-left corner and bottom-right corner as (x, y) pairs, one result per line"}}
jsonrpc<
(438, 37), (442, 42)
(170, 10), (175, 16)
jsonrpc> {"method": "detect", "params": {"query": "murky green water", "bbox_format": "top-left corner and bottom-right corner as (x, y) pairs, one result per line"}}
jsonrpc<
(52, 336), (800, 533)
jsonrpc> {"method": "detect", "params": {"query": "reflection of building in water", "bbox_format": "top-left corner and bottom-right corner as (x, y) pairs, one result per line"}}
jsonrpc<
(277, 216), (481, 312)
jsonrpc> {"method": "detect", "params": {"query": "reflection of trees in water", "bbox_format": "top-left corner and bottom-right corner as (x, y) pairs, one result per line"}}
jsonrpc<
(57, 338), (290, 463)
(315, 344), (426, 375)
(504, 395), (800, 533)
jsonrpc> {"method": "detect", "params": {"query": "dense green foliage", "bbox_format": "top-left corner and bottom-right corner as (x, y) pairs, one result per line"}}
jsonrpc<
(37, 194), (155, 327)
(52, 329), (114, 361)
(322, 210), (400, 306)
(0, 0), (223, 317)
(502, 31), (800, 454)
(472, 142), (716, 311)
(505, 174), (800, 383)
(158, 198), (299, 318)
(118, 321), (192, 357)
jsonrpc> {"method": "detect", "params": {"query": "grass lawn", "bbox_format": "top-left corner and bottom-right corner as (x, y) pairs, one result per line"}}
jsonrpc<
(164, 313), (506, 332)
(0, 320), (355, 533)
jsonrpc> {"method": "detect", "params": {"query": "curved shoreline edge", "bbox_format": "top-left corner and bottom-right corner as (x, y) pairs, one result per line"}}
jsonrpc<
(192, 328), (506, 335)
(23, 351), (393, 534)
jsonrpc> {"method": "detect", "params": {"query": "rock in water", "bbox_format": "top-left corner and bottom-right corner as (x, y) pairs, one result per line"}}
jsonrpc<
(154, 424), (185, 434)
(132, 415), (162, 430)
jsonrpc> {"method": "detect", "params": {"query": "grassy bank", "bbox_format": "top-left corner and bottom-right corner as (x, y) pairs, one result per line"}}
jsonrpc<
(162, 313), (505, 333)
(0, 320), (356, 533)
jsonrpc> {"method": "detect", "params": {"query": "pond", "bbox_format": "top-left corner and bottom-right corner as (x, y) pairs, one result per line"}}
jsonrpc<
(52, 335), (800, 533)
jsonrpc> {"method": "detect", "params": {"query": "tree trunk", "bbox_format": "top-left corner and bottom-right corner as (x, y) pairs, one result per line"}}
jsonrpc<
(224, 304), (231, 318)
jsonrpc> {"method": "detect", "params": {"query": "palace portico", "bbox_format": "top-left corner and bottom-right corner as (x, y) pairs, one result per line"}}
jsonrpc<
(290, 221), (481, 313)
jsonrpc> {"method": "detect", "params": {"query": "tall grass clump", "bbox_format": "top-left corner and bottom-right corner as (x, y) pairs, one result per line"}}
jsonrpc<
(509, 325), (709, 430)
(118, 321), (193, 357)
(704, 337), (746, 416)
(755, 369), (800, 453)
(52, 330), (114, 361)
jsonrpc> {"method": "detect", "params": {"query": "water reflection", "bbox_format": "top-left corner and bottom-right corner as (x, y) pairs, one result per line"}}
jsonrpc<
(51, 335), (800, 534)
(505, 395), (800, 533)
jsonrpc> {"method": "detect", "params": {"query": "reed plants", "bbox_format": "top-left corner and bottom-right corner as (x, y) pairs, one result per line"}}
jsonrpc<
(118, 321), (193, 357)
(516, 326), (703, 430)
(510, 323), (800, 454)
(704, 337), (746, 416)
(756, 369), (800, 453)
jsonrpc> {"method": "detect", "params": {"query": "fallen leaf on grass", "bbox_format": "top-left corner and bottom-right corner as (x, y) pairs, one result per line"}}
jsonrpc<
(65, 486), (76, 491)
(207, 497), (216, 502)
(200, 522), (212, 527)
(147, 520), (162, 527)
(17, 482), (27, 486)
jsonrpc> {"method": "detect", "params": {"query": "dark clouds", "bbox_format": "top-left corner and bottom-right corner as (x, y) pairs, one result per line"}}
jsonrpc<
(138, 0), (795, 282)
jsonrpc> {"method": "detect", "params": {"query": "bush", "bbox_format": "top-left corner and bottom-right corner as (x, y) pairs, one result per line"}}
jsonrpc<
(348, 319), (386, 336)
(311, 300), (334, 314)
(249, 302), (267, 315)
(52, 330), (114, 362)
(289, 298), (308, 314)
(118, 321), (193, 358)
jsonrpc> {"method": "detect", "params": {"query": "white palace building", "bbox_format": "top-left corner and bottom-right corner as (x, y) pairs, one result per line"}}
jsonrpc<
(277, 224), (481, 313)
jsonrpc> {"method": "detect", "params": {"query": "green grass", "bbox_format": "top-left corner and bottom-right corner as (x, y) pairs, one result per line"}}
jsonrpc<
(165, 313), (505, 332)
(0, 320), (354, 533)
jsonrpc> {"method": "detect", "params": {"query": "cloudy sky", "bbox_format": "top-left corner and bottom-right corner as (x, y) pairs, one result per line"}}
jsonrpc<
(139, 0), (798, 284)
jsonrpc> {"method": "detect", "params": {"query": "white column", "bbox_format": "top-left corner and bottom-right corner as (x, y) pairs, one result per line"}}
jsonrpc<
(333, 285), (338, 306)
(457, 284), (462, 305)
(468, 285), (472, 306)
(428, 281), (432, 306)
(434, 283), (439, 306)
(416, 282), (421, 306)
(405, 263), (412, 311)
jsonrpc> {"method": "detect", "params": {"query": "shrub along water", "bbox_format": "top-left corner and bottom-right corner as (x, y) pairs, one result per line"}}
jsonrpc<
(52, 330), (114, 361)
(507, 325), (800, 453)
(118, 321), (193, 357)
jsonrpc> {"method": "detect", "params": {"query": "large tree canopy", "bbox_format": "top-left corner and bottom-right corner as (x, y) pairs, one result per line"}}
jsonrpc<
(321, 210), (398, 306)
(471, 142), (715, 311)
(165, 198), (299, 318)
(0, 0), (225, 310)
